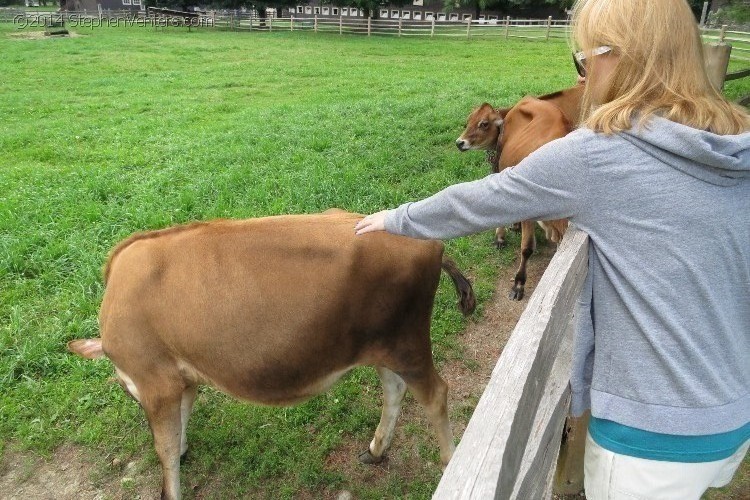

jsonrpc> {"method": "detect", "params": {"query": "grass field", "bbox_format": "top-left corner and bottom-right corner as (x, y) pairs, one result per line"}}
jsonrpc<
(1, 23), (748, 499)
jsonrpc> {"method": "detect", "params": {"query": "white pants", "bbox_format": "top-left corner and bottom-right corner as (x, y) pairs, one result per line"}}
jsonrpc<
(584, 432), (749, 500)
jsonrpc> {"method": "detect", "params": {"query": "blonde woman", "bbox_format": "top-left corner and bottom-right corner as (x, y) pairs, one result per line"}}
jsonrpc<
(355, 0), (749, 497)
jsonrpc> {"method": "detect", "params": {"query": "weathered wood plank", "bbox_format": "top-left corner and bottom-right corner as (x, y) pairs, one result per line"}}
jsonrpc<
(433, 227), (588, 500)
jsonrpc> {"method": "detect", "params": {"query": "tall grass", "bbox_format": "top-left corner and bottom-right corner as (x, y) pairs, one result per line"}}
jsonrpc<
(1, 25), (747, 498)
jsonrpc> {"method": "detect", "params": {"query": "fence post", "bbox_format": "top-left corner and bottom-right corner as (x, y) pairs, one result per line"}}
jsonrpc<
(700, 1), (709, 27)
(431, 18), (435, 37)
(269, 15), (273, 31)
(505, 15), (510, 39)
(229, 12), (234, 31)
(248, 13), (252, 31)
(719, 24), (727, 42)
(703, 42), (732, 91)
(466, 16), (471, 38)
(546, 16), (551, 41)
(314, 14), (317, 32)
(398, 17), (402, 37)
(367, 16), (371, 36)
(553, 411), (590, 495)
(339, 14), (342, 35)
(290, 14), (293, 31)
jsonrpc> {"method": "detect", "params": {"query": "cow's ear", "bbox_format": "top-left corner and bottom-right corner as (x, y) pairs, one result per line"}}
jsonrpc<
(68, 339), (105, 359)
(494, 118), (505, 128)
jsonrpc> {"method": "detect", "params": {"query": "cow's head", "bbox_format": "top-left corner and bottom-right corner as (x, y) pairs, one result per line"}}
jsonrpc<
(456, 103), (508, 152)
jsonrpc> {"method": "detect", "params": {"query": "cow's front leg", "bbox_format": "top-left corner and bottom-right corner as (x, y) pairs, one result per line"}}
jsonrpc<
(509, 221), (537, 301)
(360, 367), (407, 464)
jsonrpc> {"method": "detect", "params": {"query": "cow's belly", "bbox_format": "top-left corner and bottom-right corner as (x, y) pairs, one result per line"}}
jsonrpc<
(177, 358), (355, 407)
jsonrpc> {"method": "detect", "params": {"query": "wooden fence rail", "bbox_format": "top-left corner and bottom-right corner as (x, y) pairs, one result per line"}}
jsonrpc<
(434, 227), (589, 499)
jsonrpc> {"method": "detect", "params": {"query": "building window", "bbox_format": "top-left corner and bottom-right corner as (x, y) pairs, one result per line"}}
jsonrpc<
(401, 11), (410, 19)
(413, 11), (422, 20)
(380, 9), (389, 18)
(425, 12), (434, 20)
(122, 0), (131, 5)
(462, 14), (471, 21)
(449, 13), (459, 21)
(314, 7), (320, 14)
(350, 8), (358, 16)
(296, 6), (303, 13)
(332, 7), (339, 15)
(132, 0), (140, 5)
(341, 7), (348, 15)
(413, 0), (423, 4)
(437, 13), (446, 21)
(322, 7), (330, 15)
(304, 6), (311, 14)
(391, 10), (399, 18)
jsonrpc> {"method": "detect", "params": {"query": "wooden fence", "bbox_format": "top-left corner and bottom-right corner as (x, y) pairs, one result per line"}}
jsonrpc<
(434, 226), (589, 498)
(702, 25), (750, 65)
(215, 15), (571, 41)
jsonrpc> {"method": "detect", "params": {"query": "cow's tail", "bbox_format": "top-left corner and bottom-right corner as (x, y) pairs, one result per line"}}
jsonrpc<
(441, 258), (476, 316)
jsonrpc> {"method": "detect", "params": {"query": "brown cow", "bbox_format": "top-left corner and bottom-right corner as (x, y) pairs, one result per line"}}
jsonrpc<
(456, 85), (583, 300)
(68, 210), (475, 500)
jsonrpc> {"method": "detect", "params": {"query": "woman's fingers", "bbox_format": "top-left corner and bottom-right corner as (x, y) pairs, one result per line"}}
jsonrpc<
(355, 211), (388, 235)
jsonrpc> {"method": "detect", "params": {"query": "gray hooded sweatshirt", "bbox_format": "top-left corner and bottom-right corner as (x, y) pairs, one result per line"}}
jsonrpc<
(385, 117), (750, 436)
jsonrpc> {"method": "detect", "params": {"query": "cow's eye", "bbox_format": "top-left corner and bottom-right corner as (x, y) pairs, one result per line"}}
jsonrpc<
(479, 120), (488, 129)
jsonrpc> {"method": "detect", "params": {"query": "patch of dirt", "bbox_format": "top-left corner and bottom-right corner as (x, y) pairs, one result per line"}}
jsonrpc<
(6, 31), (83, 40)
(0, 444), (155, 500)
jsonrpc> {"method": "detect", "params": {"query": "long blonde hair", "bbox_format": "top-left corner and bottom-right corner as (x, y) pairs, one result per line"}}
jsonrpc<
(571, 0), (749, 135)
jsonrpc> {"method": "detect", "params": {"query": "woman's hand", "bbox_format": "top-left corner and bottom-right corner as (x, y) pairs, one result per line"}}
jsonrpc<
(355, 210), (388, 235)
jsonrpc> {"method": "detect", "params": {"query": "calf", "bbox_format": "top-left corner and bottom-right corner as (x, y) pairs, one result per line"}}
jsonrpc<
(68, 210), (475, 500)
(456, 85), (583, 300)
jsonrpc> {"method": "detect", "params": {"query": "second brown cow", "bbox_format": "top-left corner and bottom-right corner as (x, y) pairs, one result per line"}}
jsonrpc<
(456, 85), (583, 300)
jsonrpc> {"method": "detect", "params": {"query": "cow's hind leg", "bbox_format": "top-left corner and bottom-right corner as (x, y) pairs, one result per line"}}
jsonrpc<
(509, 220), (537, 301)
(359, 366), (407, 464)
(494, 226), (507, 249)
(403, 366), (454, 467)
(180, 385), (197, 464)
(140, 385), (184, 500)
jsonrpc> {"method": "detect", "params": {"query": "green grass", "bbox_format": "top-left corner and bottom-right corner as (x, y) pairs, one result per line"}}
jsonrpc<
(0, 24), (748, 499)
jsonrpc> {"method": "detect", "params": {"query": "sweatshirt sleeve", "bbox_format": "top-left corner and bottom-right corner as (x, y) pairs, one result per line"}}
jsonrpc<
(384, 131), (590, 239)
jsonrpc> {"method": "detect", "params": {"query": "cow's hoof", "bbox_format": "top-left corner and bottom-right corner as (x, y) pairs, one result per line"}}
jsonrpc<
(358, 449), (384, 465)
(508, 287), (524, 301)
(180, 449), (189, 464)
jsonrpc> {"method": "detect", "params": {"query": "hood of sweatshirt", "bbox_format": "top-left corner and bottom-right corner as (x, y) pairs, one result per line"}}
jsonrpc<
(619, 117), (750, 186)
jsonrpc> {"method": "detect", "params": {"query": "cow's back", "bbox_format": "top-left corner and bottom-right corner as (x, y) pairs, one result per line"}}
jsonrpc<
(99, 212), (445, 405)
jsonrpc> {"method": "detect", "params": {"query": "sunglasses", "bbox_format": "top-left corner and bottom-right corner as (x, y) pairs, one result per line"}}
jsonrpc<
(572, 45), (613, 78)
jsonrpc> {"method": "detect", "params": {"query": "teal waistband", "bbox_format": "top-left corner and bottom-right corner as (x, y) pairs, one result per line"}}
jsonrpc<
(588, 416), (750, 463)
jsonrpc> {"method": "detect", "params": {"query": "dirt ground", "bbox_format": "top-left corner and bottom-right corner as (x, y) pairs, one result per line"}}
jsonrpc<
(1, 242), (747, 499)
